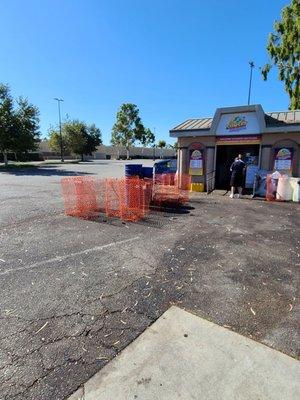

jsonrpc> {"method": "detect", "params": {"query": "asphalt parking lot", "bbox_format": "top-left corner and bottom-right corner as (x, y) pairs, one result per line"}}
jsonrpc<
(0, 160), (299, 400)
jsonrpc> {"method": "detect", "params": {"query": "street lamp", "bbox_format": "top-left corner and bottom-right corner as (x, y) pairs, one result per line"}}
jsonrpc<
(54, 98), (64, 162)
(152, 127), (156, 161)
(247, 61), (255, 105)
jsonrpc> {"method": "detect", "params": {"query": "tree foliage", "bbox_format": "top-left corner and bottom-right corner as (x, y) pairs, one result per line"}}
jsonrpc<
(86, 123), (102, 155)
(139, 128), (155, 147)
(111, 103), (145, 159)
(157, 140), (167, 159)
(170, 141), (178, 150)
(48, 120), (102, 160)
(48, 127), (69, 154)
(0, 83), (40, 165)
(14, 98), (40, 155)
(157, 139), (166, 148)
(261, 0), (300, 109)
(64, 121), (88, 160)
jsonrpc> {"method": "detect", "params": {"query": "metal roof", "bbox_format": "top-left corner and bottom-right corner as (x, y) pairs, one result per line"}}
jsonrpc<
(171, 118), (213, 131)
(171, 110), (300, 132)
(265, 111), (300, 126)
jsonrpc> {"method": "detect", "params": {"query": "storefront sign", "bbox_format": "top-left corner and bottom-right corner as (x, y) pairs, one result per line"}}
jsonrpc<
(216, 112), (260, 136)
(226, 115), (247, 131)
(189, 149), (203, 176)
(274, 148), (293, 172)
(216, 135), (261, 145)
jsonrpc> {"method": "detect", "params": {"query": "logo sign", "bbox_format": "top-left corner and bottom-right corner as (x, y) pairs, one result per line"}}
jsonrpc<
(276, 148), (291, 160)
(190, 149), (202, 160)
(216, 112), (259, 136)
(274, 147), (293, 172)
(189, 149), (203, 176)
(226, 115), (247, 132)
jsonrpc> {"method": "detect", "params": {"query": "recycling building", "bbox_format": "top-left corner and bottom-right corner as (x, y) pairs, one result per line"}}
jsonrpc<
(169, 104), (300, 191)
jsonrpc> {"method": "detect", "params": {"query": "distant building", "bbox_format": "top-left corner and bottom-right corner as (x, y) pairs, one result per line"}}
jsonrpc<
(38, 142), (176, 160)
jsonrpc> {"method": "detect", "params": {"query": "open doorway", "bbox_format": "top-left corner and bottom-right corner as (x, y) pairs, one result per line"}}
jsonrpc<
(215, 145), (260, 189)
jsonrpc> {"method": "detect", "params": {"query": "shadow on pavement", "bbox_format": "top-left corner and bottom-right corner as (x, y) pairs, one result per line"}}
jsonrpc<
(72, 205), (192, 229)
(0, 165), (95, 177)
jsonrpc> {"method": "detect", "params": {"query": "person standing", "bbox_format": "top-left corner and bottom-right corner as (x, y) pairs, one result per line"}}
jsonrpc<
(229, 154), (245, 198)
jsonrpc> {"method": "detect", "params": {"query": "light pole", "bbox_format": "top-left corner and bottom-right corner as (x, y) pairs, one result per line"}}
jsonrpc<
(152, 127), (156, 161)
(247, 61), (254, 105)
(54, 98), (64, 162)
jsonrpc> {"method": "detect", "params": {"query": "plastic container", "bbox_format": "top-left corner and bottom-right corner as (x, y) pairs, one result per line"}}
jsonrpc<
(266, 171), (281, 201)
(154, 159), (177, 174)
(125, 164), (142, 178)
(190, 182), (204, 192)
(290, 177), (300, 202)
(276, 176), (293, 201)
(141, 166), (153, 179)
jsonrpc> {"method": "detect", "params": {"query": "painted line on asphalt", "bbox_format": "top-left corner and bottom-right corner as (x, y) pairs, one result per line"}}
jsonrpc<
(0, 236), (140, 277)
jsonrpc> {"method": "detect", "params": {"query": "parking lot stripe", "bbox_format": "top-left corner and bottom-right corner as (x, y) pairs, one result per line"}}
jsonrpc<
(0, 236), (140, 277)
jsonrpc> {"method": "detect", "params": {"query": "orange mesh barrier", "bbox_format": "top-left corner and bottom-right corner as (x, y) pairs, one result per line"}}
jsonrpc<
(140, 178), (153, 217)
(104, 177), (153, 221)
(105, 178), (123, 218)
(62, 174), (190, 222)
(152, 173), (191, 207)
(120, 178), (144, 221)
(177, 174), (191, 204)
(61, 176), (102, 217)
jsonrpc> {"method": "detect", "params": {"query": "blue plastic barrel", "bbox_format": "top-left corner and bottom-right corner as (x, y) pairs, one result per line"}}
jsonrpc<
(141, 167), (153, 179)
(125, 164), (142, 178)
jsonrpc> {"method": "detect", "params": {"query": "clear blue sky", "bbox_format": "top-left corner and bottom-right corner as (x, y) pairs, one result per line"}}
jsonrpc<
(0, 0), (290, 144)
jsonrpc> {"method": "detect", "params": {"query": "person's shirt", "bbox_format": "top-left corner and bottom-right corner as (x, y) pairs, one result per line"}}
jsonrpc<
(230, 159), (245, 174)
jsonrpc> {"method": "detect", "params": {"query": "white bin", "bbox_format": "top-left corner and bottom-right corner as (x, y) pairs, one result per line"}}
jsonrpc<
(290, 177), (300, 202)
(276, 176), (293, 201)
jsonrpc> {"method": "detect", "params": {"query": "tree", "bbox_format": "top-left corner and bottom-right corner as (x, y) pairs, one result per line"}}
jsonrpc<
(143, 128), (155, 147)
(86, 123), (102, 156)
(0, 83), (39, 165)
(111, 128), (123, 159)
(157, 140), (166, 159)
(14, 98), (40, 159)
(0, 84), (14, 165)
(48, 127), (69, 155)
(111, 103), (145, 159)
(261, 0), (300, 109)
(157, 140), (166, 148)
(64, 120), (87, 161)
(169, 141), (178, 151)
(49, 120), (102, 161)
(138, 127), (155, 158)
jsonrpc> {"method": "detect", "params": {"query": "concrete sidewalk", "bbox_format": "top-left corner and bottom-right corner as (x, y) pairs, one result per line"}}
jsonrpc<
(68, 306), (300, 400)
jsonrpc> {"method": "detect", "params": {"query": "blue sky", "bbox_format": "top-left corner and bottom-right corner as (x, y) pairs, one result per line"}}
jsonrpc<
(0, 0), (290, 144)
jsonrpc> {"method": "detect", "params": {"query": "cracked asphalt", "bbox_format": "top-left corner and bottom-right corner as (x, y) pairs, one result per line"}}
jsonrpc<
(0, 160), (299, 400)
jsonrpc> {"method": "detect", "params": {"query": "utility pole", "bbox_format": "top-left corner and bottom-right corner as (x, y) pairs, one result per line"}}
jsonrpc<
(54, 98), (64, 162)
(247, 61), (254, 105)
(152, 127), (156, 161)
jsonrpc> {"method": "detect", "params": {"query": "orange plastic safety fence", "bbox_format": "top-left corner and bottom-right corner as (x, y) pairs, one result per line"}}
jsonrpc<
(105, 177), (153, 221)
(105, 178), (122, 218)
(152, 173), (191, 206)
(62, 174), (190, 222)
(61, 176), (105, 218)
(120, 178), (144, 221)
(139, 178), (153, 217)
(178, 174), (191, 204)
